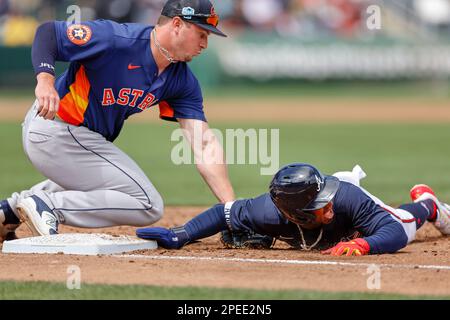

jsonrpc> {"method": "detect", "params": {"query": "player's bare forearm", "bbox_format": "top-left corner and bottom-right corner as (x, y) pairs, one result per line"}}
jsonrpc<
(35, 72), (60, 120)
(197, 161), (235, 203)
(178, 118), (235, 203)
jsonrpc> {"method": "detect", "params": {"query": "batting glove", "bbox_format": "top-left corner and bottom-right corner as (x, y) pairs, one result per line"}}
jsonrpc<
(321, 238), (370, 256)
(136, 227), (183, 249)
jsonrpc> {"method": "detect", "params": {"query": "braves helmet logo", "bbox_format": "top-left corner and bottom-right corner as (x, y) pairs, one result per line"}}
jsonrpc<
(67, 24), (92, 45)
(315, 175), (324, 192)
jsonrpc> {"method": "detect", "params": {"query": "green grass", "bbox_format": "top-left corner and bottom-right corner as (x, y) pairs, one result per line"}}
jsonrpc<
(1, 281), (448, 300)
(204, 81), (450, 100)
(1, 122), (450, 206)
(1, 80), (449, 100)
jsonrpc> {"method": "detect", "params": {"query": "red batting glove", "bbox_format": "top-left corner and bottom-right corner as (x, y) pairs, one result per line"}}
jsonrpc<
(321, 238), (370, 256)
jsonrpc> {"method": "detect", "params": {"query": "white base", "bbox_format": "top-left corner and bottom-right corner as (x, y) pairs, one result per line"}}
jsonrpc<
(2, 233), (157, 256)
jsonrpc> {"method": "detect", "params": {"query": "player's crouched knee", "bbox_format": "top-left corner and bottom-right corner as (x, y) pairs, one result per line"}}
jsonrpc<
(138, 195), (164, 226)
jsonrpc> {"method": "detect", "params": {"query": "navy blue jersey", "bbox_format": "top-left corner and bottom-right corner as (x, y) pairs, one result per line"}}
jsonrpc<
(230, 181), (408, 254)
(53, 20), (205, 141)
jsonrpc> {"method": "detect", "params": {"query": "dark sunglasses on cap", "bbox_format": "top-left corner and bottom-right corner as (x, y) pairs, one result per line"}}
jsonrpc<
(178, 12), (219, 27)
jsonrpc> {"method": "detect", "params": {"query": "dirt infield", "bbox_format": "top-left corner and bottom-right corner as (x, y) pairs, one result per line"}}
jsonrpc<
(0, 207), (449, 296)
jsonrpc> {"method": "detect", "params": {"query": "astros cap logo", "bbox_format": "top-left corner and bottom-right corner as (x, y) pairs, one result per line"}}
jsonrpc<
(67, 24), (92, 45)
(181, 7), (195, 18)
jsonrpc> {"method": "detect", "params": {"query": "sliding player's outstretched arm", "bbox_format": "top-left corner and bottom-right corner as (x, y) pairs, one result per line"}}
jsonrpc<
(136, 204), (229, 249)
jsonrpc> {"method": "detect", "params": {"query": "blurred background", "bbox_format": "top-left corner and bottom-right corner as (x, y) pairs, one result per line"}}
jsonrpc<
(0, 0), (449, 88)
(0, 1), (450, 206)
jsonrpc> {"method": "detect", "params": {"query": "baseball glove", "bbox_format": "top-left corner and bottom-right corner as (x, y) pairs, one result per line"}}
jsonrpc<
(220, 229), (275, 249)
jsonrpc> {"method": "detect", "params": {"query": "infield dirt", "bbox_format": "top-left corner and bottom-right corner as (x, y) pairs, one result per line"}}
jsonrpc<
(0, 206), (449, 296)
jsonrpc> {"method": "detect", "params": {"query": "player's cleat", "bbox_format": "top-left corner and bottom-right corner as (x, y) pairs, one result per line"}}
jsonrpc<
(410, 184), (450, 235)
(410, 184), (436, 202)
(17, 195), (59, 236)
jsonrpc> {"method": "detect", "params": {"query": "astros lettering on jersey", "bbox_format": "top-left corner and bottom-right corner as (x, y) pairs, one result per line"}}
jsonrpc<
(54, 20), (206, 142)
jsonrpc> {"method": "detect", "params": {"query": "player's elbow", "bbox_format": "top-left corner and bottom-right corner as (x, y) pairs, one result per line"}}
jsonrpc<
(366, 221), (409, 254)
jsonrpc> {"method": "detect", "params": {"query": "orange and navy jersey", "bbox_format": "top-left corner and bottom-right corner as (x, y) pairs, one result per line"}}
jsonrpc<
(53, 20), (206, 142)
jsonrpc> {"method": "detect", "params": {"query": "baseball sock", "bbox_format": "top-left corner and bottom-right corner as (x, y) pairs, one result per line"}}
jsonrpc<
(399, 199), (437, 229)
(0, 200), (20, 225)
(180, 204), (228, 245)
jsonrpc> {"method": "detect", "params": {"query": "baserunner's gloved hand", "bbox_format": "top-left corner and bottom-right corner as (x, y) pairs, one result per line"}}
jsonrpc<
(220, 229), (274, 249)
(321, 238), (370, 256)
(136, 227), (184, 249)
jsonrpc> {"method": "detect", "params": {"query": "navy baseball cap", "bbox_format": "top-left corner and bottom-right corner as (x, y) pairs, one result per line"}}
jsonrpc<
(161, 0), (227, 37)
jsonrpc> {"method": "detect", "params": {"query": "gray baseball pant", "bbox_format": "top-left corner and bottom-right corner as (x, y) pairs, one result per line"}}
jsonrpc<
(7, 102), (163, 228)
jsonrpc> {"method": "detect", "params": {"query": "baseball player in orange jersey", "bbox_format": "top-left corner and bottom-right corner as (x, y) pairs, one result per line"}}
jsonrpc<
(0, 0), (235, 241)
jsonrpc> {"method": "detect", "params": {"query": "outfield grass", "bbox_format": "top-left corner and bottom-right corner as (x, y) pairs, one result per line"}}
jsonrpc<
(204, 81), (450, 100)
(1, 122), (450, 206)
(1, 80), (449, 100)
(1, 281), (448, 300)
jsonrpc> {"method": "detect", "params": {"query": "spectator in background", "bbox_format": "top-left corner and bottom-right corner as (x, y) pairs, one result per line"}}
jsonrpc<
(274, 0), (304, 37)
(131, 0), (166, 25)
(299, 0), (363, 38)
(414, 0), (450, 33)
(0, 0), (447, 45)
(210, 0), (246, 33)
(0, 0), (9, 43)
(2, 0), (39, 46)
(95, 0), (135, 23)
(241, 0), (284, 32)
(0, 0), (8, 16)
(329, 0), (362, 37)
